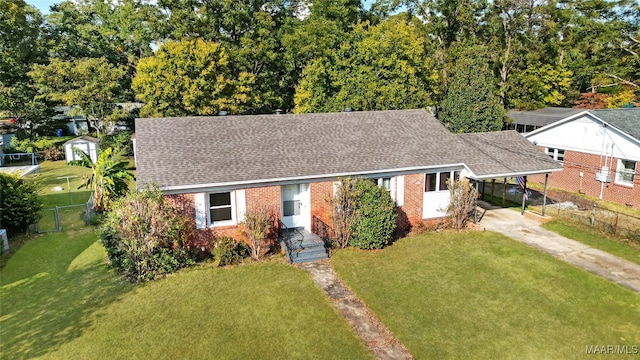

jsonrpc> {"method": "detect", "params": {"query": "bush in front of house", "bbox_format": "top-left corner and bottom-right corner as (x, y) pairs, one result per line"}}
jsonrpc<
(98, 185), (196, 283)
(349, 179), (397, 249)
(445, 177), (479, 230)
(0, 173), (43, 236)
(241, 206), (279, 260)
(213, 236), (249, 266)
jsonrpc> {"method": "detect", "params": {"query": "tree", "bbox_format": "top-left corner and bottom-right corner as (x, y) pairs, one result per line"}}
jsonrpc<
(437, 46), (504, 133)
(445, 177), (479, 230)
(0, 0), (54, 139)
(508, 63), (573, 110)
(133, 39), (256, 117)
(0, 173), (42, 236)
(99, 185), (195, 283)
(71, 147), (133, 213)
(294, 17), (439, 113)
(29, 57), (128, 135)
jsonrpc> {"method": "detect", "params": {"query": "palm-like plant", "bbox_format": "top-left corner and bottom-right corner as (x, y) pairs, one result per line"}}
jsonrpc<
(71, 147), (134, 212)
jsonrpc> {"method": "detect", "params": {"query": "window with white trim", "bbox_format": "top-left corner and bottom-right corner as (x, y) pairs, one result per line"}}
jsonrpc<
(208, 192), (236, 226)
(425, 171), (459, 192)
(372, 177), (391, 192)
(545, 147), (565, 164)
(616, 159), (636, 186)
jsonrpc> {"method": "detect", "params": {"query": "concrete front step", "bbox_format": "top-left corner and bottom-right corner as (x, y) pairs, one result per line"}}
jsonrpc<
(280, 228), (329, 264)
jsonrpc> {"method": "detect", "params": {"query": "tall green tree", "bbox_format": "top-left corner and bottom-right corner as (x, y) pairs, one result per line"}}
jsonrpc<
(0, 0), (54, 138)
(29, 57), (128, 135)
(133, 39), (256, 117)
(294, 16), (439, 113)
(438, 46), (504, 133)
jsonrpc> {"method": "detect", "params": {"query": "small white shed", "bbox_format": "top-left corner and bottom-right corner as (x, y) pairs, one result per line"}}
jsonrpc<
(64, 136), (100, 164)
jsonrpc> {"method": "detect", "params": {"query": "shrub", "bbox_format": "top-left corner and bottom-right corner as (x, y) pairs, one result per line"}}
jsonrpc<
(349, 179), (397, 249)
(98, 185), (196, 283)
(329, 177), (359, 249)
(242, 206), (279, 260)
(0, 173), (43, 236)
(43, 146), (64, 161)
(445, 177), (479, 230)
(213, 236), (248, 266)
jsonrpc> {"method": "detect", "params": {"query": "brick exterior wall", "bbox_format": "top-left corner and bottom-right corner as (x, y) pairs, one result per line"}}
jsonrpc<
(246, 186), (281, 215)
(401, 174), (425, 226)
(529, 148), (640, 208)
(166, 174), (434, 244)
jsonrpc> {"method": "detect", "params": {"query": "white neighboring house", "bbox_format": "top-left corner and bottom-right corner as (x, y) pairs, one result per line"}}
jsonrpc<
(523, 108), (640, 206)
(64, 136), (100, 164)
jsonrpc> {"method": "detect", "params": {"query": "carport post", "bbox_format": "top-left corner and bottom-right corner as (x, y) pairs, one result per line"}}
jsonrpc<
(502, 178), (507, 207)
(542, 173), (549, 217)
(474, 180), (479, 223)
(520, 176), (527, 215)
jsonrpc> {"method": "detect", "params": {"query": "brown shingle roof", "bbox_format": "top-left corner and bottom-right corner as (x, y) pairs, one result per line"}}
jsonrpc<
(135, 110), (562, 190)
(459, 130), (563, 179)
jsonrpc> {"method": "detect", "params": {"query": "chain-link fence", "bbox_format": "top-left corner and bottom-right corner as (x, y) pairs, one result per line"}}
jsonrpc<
(33, 197), (95, 233)
(542, 203), (640, 244)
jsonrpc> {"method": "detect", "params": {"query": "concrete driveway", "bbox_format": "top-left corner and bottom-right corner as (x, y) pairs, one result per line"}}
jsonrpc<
(479, 204), (640, 293)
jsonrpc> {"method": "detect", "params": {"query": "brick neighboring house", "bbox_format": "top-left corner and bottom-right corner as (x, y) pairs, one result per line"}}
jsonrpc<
(524, 109), (640, 207)
(135, 109), (561, 259)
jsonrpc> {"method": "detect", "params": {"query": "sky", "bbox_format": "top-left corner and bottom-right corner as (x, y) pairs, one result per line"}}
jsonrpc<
(27, 0), (376, 15)
(26, 0), (58, 14)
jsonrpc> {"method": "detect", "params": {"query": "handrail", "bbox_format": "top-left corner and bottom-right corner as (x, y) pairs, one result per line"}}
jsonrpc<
(278, 220), (304, 261)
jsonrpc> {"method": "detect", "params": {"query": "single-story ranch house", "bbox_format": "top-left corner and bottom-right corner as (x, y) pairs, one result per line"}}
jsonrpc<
(134, 109), (562, 257)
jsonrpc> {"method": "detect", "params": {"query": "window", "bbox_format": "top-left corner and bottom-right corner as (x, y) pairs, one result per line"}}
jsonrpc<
(425, 173), (437, 192)
(425, 171), (458, 192)
(371, 177), (392, 192)
(209, 192), (234, 224)
(439, 172), (450, 191)
(616, 159), (636, 186)
(545, 147), (565, 163)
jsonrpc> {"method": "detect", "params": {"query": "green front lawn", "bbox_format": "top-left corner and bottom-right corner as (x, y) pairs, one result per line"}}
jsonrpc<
(542, 220), (640, 266)
(1, 229), (372, 359)
(333, 231), (640, 359)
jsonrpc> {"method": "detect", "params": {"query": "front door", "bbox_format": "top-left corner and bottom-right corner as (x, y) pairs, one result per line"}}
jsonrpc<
(281, 184), (310, 230)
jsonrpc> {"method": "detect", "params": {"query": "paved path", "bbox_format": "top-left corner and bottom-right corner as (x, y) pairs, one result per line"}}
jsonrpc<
(479, 205), (640, 293)
(298, 261), (413, 360)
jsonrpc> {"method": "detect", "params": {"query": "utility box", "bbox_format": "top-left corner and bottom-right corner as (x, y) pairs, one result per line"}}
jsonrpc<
(595, 167), (611, 183)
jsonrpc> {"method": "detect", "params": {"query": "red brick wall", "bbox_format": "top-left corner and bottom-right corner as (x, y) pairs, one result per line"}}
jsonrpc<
(246, 186), (281, 215)
(529, 149), (640, 208)
(167, 174), (435, 244)
(165, 193), (216, 250)
(401, 174), (424, 226)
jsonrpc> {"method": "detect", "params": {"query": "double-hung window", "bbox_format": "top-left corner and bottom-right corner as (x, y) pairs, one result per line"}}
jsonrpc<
(616, 159), (636, 187)
(425, 171), (460, 192)
(209, 192), (235, 225)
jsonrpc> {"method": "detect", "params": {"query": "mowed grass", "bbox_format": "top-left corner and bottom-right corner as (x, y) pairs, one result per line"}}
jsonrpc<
(1, 229), (372, 359)
(542, 220), (640, 266)
(332, 231), (640, 359)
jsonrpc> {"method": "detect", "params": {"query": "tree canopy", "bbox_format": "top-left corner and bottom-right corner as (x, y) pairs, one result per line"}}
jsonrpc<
(1, 0), (639, 136)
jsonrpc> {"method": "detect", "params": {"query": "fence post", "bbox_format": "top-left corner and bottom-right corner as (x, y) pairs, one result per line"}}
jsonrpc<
(590, 203), (596, 226)
(55, 206), (62, 231)
(614, 214), (619, 236)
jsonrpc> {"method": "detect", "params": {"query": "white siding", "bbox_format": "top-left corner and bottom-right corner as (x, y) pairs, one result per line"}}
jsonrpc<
(395, 176), (404, 206)
(194, 193), (206, 229)
(236, 189), (246, 222)
(526, 114), (640, 162)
